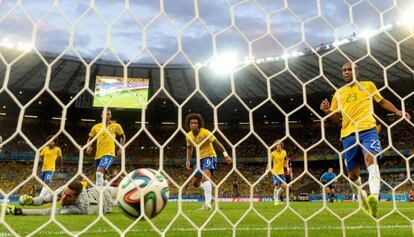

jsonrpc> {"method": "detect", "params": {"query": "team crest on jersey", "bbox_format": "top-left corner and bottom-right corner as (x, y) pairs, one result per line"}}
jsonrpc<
(197, 136), (205, 142)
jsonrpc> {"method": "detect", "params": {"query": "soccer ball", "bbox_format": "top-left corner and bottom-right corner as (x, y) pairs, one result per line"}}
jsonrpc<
(117, 168), (169, 219)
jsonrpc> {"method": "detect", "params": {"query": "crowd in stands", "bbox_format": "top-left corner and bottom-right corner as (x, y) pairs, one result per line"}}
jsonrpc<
(0, 116), (413, 199)
(0, 158), (412, 199)
(1, 118), (413, 160)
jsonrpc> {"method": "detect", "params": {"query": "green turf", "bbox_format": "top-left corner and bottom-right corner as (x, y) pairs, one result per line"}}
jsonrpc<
(93, 89), (148, 109)
(2, 202), (413, 236)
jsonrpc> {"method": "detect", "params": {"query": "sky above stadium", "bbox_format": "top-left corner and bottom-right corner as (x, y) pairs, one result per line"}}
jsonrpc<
(0, 0), (412, 64)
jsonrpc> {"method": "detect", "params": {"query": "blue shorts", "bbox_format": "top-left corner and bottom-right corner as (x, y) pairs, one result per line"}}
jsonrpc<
(272, 174), (286, 186)
(41, 171), (54, 184)
(194, 157), (217, 177)
(95, 155), (115, 171)
(322, 181), (334, 190)
(342, 128), (382, 172)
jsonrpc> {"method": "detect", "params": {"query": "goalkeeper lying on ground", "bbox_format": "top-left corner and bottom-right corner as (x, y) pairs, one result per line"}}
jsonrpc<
(6, 181), (116, 215)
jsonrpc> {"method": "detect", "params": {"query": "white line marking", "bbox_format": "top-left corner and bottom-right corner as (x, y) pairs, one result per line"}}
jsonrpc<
(0, 224), (411, 236)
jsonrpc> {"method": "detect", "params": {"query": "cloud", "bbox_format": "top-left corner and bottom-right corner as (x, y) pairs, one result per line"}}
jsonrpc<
(57, 0), (90, 23)
(0, 9), (33, 46)
(163, 0), (196, 28)
(0, 0), (385, 63)
(128, 0), (161, 24)
(197, 0), (232, 32)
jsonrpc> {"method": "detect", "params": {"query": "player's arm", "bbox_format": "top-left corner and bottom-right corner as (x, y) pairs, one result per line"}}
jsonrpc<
(268, 153), (273, 172)
(86, 125), (97, 155)
(283, 158), (288, 174)
(39, 147), (45, 163)
(285, 154), (293, 179)
(378, 99), (411, 120)
(0, 135), (3, 153)
(7, 206), (81, 216)
(212, 139), (232, 164)
(367, 81), (411, 120)
(117, 133), (126, 157)
(30, 185), (64, 206)
(116, 124), (126, 157)
(7, 205), (49, 216)
(288, 160), (293, 179)
(320, 96), (341, 123)
(186, 145), (193, 171)
(58, 151), (64, 171)
(86, 136), (94, 154)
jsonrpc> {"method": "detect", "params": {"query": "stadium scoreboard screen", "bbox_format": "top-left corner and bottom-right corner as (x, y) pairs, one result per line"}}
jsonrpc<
(92, 75), (149, 109)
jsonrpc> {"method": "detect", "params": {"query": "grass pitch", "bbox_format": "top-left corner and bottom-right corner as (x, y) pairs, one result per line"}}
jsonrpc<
(2, 202), (413, 236)
(93, 89), (148, 109)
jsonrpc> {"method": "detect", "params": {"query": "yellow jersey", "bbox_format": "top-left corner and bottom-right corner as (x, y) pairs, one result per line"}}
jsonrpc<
(186, 128), (217, 159)
(89, 122), (124, 159)
(330, 81), (383, 138)
(40, 146), (62, 171)
(271, 149), (287, 175)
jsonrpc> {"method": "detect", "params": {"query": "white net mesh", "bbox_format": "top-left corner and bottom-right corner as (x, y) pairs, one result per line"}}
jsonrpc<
(0, 0), (413, 236)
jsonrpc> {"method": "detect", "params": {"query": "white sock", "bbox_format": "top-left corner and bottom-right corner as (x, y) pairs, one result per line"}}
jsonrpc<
(273, 187), (277, 199)
(96, 172), (104, 187)
(39, 186), (49, 198)
(275, 188), (283, 201)
(351, 177), (367, 201)
(367, 164), (381, 199)
(200, 181), (212, 207)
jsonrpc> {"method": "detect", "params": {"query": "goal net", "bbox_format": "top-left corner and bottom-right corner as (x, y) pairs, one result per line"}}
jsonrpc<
(0, 0), (413, 236)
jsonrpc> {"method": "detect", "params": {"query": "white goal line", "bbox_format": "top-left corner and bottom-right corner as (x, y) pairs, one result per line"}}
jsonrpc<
(0, 224), (410, 236)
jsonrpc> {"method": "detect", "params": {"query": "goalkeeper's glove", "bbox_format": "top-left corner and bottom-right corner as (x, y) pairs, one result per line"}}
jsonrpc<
(6, 205), (22, 215)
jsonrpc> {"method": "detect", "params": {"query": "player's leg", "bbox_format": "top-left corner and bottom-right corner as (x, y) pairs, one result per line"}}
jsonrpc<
(199, 157), (216, 210)
(200, 169), (213, 209)
(39, 171), (53, 198)
(272, 174), (279, 203)
(280, 181), (286, 203)
(191, 158), (211, 210)
(192, 176), (202, 188)
(192, 159), (203, 188)
(96, 156), (114, 188)
(103, 186), (118, 212)
(325, 186), (331, 201)
(283, 176), (290, 202)
(343, 135), (368, 206)
(361, 129), (382, 217)
(348, 165), (368, 206)
(364, 153), (380, 217)
(273, 175), (286, 205)
(362, 130), (381, 199)
(20, 183), (63, 206)
(329, 186), (335, 203)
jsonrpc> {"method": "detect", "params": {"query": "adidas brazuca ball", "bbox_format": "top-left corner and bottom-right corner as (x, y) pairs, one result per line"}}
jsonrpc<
(117, 168), (169, 218)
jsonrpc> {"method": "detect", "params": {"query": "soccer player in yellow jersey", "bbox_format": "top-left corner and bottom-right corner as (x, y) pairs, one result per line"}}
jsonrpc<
(270, 140), (287, 205)
(320, 62), (411, 217)
(39, 136), (63, 198)
(185, 113), (232, 210)
(86, 109), (126, 188)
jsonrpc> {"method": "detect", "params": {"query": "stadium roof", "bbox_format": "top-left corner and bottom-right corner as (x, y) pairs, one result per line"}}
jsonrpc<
(0, 25), (413, 119)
